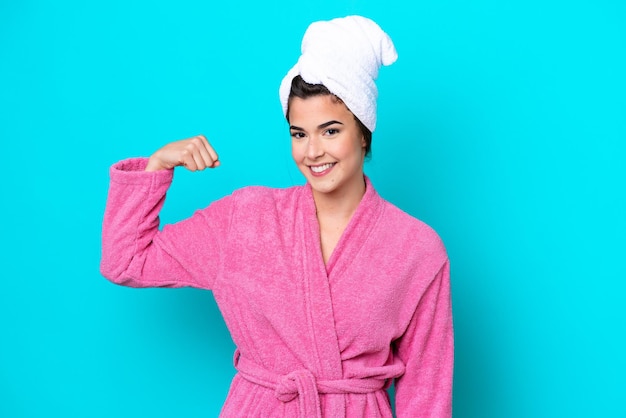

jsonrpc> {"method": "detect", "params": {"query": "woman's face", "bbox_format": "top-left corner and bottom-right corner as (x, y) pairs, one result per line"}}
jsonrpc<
(289, 95), (366, 199)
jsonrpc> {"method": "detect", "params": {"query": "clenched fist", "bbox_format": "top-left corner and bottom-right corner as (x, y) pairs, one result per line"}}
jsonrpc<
(145, 135), (220, 172)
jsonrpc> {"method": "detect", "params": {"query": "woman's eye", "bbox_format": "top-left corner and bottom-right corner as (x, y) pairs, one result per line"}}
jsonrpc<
(291, 132), (306, 139)
(325, 128), (339, 135)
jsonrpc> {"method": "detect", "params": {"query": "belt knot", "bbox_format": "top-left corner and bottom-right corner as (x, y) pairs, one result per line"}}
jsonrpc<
(275, 369), (318, 403)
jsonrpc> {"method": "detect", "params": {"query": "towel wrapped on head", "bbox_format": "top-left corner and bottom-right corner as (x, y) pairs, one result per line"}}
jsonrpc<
(279, 15), (397, 132)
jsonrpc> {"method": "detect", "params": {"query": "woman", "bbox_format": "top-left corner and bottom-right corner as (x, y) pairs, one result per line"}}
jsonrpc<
(101, 15), (453, 417)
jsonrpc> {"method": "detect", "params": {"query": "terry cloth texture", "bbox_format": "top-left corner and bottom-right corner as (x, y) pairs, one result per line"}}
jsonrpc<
(279, 15), (397, 132)
(101, 158), (453, 417)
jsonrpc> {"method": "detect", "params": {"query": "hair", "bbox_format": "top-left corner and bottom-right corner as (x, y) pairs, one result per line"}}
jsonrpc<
(286, 75), (373, 157)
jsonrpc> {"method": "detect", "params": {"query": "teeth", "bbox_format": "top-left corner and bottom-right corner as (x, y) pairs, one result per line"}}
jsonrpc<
(311, 163), (334, 173)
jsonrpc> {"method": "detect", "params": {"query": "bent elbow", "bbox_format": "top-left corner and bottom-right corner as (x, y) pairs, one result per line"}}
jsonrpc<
(99, 258), (136, 287)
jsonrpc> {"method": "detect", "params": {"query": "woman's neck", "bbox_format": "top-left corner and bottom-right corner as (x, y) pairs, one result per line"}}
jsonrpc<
(312, 176), (366, 265)
(312, 176), (366, 220)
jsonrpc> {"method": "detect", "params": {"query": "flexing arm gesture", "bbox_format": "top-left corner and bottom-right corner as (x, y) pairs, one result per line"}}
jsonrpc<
(145, 134), (220, 172)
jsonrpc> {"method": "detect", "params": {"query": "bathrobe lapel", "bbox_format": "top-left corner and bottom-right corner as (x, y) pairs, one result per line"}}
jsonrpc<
(298, 178), (384, 414)
(299, 183), (343, 379)
(325, 177), (383, 283)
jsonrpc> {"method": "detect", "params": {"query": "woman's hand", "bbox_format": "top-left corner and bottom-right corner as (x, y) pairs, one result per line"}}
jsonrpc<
(145, 135), (220, 172)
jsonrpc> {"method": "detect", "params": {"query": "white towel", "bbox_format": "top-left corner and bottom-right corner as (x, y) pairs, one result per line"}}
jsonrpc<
(279, 15), (397, 132)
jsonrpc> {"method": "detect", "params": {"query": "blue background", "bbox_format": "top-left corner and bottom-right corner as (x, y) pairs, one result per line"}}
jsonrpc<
(1, 0), (624, 417)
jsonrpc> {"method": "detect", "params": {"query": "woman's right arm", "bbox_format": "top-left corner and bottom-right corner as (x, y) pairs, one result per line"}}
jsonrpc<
(100, 135), (229, 290)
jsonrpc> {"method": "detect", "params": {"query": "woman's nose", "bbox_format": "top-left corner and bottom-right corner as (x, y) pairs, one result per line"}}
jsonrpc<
(306, 136), (324, 159)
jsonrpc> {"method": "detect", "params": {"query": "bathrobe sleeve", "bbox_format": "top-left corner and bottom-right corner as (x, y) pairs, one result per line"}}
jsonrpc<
(394, 260), (454, 418)
(100, 158), (232, 290)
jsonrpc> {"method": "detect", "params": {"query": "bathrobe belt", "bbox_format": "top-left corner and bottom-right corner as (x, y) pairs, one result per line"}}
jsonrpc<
(233, 350), (387, 418)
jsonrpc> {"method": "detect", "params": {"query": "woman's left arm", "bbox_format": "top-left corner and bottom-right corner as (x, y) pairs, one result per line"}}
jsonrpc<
(394, 260), (454, 418)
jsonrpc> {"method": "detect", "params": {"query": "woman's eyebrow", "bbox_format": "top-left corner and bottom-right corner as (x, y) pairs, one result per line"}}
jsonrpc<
(318, 120), (343, 129)
(290, 120), (343, 131)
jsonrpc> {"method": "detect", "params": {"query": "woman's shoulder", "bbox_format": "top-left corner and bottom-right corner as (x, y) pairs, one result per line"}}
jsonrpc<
(378, 197), (447, 257)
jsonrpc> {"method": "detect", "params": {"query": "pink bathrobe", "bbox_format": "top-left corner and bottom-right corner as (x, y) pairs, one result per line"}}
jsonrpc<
(101, 158), (453, 417)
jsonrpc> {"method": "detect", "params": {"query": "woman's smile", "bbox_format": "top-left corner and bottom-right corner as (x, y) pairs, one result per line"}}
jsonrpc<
(310, 162), (336, 175)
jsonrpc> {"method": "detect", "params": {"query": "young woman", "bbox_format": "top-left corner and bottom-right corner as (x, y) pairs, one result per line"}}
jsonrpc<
(101, 15), (453, 418)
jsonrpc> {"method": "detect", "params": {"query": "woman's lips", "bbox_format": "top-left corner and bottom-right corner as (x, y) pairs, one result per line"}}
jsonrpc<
(309, 162), (336, 176)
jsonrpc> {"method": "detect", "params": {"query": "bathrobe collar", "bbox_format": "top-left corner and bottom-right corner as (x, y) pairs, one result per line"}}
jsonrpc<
(302, 175), (384, 278)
